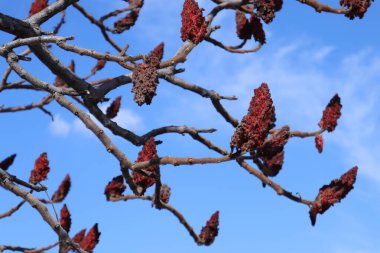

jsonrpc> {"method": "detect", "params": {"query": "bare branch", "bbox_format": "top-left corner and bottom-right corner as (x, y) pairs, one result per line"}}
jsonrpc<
(297, 0), (350, 14)
(0, 200), (26, 219)
(0, 95), (53, 113)
(205, 36), (262, 53)
(236, 159), (313, 206)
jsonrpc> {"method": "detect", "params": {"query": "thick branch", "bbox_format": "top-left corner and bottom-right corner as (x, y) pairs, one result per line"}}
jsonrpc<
(132, 155), (233, 171)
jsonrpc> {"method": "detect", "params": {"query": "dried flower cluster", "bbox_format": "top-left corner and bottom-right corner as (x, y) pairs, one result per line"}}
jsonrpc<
(235, 11), (252, 40)
(160, 184), (171, 204)
(29, 152), (50, 184)
(250, 14), (266, 44)
(131, 44), (163, 106)
(29, 0), (48, 17)
(199, 211), (219, 246)
(0, 154), (16, 171)
(254, 0), (283, 24)
(319, 94), (342, 132)
(149, 42), (164, 66)
(106, 96), (122, 119)
(51, 174), (71, 203)
(72, 229), (86, 244)
(80, 224), (101, 253)
(257, 126), (289, 177)
(60, 204), (72, 233)
(315, 135), (323, 153)
(230, 83), (276, 152)
(133, 137), (159, 194)
(309, 166), (358, 226)
(90, 59), (106, 76)
(180, 0), (207, 44)
(235, 11), (266, 44)
(104, 175), (126, 200)
(340, 0), (373, 19)
(113, 0), (144, 33)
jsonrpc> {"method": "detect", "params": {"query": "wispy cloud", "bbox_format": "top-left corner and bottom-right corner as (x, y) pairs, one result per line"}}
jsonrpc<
(165, 38), (380, 188)
(49, 114), (71, 137)
(49, 107), (144, 138)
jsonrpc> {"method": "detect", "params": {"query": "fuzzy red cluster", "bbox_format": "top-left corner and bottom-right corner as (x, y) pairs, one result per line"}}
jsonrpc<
(106, 96), (122, 119)
(309, 166), (358, 226)
(149, 42), (165, 65)
(113, 0), (144, 33)
(235, 11), (252, 40)
(114, 11), (139, 34)
(104, 175), (126, 200)
(235, 11), (266, 44)
(250, 14), (266, 45)
(340, 0), (372, 19)
(133, 137), (159, 194)
(29, 0), (48, 17)
(60, 204), (71, 233)
(132, 45), (163, 106)
(51, 174), (71, 203)
(72, 229), (86, 244)
(80, 224), (101, 253)
(160, 184), (171, 204)
(257, 126), (289, 177)
(230, 83), (276, 152)
(254, 0), (283, 24)
(180, 0), (207, 44)
(319, 94), (342, 132)
(0, 154), (16, 171)
(90, 59), (106, 76)
(199, 211), (219, 246)
(315, 135), (323, 153)
(55, 60), (75, 88)
(29, 153), (50, 184)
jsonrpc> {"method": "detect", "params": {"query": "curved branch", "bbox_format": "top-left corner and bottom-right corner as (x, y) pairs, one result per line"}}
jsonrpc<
(110, 195), (204, 245)
(236, 159), (313, 206)
(297, 0), (350, 14)
(205, 36), (262, 53)
(163, 75), (239, 127)
(289, 128), (324, 138)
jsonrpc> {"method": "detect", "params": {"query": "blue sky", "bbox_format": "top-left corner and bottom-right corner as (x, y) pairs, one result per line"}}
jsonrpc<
(1, 1), (380, 253)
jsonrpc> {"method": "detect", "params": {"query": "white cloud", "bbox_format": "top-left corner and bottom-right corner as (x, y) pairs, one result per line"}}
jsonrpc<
(49, 114), (71, 137)
(113, 108), (144, 132)
(49, 107), (144, 138)
(176, 39), (380, 188)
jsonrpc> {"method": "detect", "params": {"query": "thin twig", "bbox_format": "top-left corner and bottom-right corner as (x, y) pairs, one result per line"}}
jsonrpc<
(110, 195), (204, 245)
(236, 159), (313, 206)
(0, 95), (53, 113)
(0, 200), (26, 219)
(73, 3), (122, 52)
(205, 37), (262, 53)
(297, 0), (350, 14)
